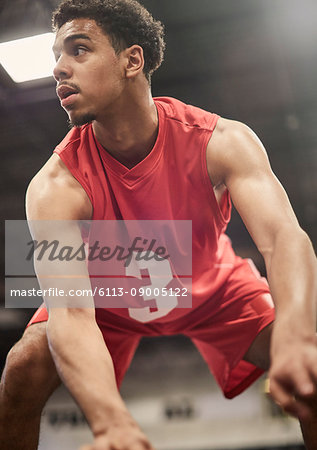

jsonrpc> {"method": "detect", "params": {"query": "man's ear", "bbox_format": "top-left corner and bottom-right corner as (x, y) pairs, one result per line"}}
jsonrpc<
(124, 45), (144, 78)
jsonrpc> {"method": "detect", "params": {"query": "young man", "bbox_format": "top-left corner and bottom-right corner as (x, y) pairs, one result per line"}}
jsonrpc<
(1, 0), (317, 449)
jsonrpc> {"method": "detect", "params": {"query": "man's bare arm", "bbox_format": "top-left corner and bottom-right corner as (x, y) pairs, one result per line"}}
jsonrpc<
(207, 118), (317, 419)
(26, 154), (152, 447)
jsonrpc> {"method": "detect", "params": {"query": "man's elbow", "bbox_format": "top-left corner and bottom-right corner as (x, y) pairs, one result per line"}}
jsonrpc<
(259, 225), (315, 265)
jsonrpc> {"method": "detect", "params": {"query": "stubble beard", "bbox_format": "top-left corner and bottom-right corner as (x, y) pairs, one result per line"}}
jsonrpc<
(68, 111), (97, 128)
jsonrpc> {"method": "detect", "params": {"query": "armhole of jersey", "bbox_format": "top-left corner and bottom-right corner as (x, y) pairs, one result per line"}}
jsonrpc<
(200, 114), (231, 228)
(53, 149), (95, 215)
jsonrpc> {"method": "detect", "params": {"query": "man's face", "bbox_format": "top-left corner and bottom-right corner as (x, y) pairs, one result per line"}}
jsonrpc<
(53, 18), (125, 126)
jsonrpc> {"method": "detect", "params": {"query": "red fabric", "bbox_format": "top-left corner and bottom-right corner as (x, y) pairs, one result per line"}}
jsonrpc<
(28, 97), (275, 397)
(52, 97), (235, 323)
(28, 258), (274, 395)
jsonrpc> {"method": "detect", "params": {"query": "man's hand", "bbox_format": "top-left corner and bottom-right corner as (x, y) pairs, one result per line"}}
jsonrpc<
(79, 421), (154, 450)
(269, 327), (317, 421)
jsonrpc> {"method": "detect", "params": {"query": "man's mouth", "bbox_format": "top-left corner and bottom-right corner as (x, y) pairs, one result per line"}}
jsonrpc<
(56, 85), (80, 108)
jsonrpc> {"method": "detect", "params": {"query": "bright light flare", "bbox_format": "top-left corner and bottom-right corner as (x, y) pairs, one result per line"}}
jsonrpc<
(0, 33), (55, 83)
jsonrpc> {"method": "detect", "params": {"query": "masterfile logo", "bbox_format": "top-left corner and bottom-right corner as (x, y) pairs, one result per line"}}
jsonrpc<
(5, 220), (192, 316)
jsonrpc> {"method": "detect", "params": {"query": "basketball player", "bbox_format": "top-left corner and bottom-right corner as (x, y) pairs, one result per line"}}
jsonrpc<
(1, 1), (317, 449)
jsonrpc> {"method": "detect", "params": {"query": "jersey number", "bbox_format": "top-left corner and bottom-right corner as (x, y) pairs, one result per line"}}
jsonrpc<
(127, 251), (178, 323)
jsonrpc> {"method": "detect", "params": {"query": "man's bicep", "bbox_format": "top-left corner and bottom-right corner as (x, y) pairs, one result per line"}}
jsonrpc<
(228, 167), (300, 253)
(208, 119), (301, 254)
(26, 158), (94, 311)
(30, 218), (95, 311)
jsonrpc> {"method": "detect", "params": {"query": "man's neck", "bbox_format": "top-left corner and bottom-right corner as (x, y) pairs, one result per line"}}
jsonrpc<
(92, 89), (158, 169)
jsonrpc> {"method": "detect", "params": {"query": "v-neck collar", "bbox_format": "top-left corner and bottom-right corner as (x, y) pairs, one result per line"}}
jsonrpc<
(91, 100), (165, 185)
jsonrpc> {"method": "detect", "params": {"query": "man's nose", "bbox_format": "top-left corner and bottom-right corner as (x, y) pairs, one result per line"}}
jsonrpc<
(53, 55), (72, 82)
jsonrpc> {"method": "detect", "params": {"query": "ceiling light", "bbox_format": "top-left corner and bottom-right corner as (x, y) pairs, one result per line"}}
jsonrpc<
(0, 33), (55, 83)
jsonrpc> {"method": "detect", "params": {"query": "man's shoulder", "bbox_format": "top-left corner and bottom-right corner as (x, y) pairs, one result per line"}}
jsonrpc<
(212, 117), (255, 142)
(207, 117), (269, 187)
(27, 155), (78, 204)
(26, 154), (92, 220)
(210, 117), (267, 162)
(154, 96), (218, 131)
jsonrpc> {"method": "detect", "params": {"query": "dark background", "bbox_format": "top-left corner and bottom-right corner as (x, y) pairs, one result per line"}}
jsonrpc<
(0, 0), (316, 386)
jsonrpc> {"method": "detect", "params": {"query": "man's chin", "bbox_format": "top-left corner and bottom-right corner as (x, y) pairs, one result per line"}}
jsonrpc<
(68, 112), (97, 128)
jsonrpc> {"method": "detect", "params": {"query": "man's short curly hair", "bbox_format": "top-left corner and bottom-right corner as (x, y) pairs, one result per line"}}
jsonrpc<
(52, 0), (165, 82)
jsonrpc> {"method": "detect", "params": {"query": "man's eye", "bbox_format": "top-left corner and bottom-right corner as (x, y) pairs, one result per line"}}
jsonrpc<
(74, 46), (87, 56)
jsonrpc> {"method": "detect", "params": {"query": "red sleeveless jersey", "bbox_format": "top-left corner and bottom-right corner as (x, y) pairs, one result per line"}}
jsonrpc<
(54, 97), (238, 323)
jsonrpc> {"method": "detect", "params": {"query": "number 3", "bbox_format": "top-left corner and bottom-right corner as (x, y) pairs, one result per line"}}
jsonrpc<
(127, 251), (178, 323)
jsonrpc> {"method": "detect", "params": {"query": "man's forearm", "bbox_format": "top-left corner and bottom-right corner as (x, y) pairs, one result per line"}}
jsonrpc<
(264, 227), (317, 335)
(46, 309), (132, 436)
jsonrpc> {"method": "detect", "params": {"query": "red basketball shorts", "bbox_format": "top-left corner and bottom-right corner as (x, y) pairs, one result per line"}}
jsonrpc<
(27, 257), (275, 399)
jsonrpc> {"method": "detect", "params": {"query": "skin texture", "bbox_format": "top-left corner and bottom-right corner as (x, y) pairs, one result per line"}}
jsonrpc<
(0, 323), (60, 450)
(53, 19), (125, 127)
(53, 18), (158, 167)
(207, 119), (317, 425)
(1, 16), (316, 450)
